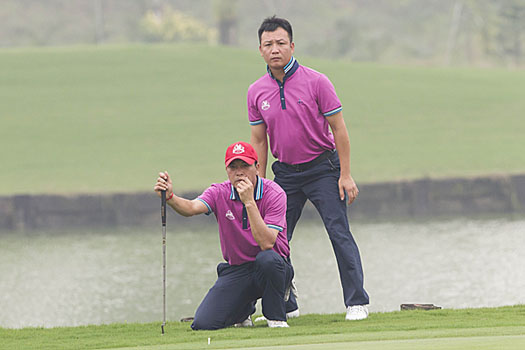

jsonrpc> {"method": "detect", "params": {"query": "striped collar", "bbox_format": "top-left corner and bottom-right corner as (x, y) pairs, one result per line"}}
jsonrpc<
(230, 176), (264, 201)
(267, 56), (299, 81)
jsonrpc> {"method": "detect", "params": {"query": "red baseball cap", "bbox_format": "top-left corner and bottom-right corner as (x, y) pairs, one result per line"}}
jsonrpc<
(225, 141), (258, 166)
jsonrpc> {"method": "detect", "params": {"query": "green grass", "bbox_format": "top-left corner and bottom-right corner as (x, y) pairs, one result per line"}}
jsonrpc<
(1, 306), (525, 350)
(1, 44), (524, 195)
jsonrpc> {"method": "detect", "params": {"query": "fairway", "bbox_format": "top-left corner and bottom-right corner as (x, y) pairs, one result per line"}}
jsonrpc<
(1, 44), (524, 195)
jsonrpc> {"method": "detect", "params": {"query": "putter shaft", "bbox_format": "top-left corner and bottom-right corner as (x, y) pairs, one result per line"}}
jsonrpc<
(161, 190), (167, 334)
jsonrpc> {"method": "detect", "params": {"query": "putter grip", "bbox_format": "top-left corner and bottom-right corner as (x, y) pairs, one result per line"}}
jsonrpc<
(161, 190), (167, 226)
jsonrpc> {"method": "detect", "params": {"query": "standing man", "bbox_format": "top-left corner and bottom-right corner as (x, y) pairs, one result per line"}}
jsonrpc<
(154, 141), (293, 329)
(248, 16), (369, 320)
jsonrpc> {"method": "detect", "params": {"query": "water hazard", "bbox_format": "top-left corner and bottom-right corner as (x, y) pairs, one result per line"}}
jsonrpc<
(1, 217), (524, 328)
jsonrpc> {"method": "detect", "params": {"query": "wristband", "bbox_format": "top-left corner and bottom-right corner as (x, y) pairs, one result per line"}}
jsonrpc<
(166, 192), (174, 201)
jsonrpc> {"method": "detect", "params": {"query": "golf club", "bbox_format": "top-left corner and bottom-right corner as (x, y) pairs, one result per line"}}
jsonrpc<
(161, 189), (167, 335)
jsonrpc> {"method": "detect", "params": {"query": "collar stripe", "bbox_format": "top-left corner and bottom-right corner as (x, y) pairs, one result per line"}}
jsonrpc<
(266, 56), (299, 80)
(283, 56), (296, 74)
(256, 177), (263, 200)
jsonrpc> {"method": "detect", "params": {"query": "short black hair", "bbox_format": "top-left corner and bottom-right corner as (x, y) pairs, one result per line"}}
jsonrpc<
(258, 16), (293, 44)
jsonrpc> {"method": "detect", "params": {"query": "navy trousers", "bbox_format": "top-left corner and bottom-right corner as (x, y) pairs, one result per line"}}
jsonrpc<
(191, 250), (293, 330)
(272, 150), (369, 311)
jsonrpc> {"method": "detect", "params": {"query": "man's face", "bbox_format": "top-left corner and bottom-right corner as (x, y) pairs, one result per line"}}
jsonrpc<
(226, 159), (259, 187)
(259, 27), (294, 71)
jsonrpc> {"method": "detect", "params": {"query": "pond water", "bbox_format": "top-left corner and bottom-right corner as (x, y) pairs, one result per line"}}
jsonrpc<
(1, 217), (524, 328)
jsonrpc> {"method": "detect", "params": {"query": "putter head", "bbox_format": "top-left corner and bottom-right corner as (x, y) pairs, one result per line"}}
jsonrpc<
(161, 324), (165, 334)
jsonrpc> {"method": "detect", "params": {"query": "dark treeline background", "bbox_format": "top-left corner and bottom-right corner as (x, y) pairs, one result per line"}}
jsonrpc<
(1, 0), (523, 67)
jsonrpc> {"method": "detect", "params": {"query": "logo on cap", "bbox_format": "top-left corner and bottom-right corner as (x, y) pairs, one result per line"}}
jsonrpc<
(232, 143), (245, 154)
(261, 100), (270, 111)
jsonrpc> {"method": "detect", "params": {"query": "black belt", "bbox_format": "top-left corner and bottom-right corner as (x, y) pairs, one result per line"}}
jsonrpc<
(280, 150), (335, 172)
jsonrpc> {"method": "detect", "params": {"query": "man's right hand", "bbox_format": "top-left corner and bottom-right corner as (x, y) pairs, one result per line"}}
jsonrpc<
(154, 171), (173, 199)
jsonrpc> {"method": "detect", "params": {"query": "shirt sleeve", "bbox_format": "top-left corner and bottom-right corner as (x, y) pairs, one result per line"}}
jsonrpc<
(247, 87), (265, 126)
(197, 184), (219, 216)
(317, 73), (343, 117)
(261, 188), (287, 232)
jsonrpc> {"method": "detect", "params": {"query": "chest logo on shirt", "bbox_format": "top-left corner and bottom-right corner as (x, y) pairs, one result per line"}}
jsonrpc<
(261, 100), (270, 111)
(225, 210), (235, 220)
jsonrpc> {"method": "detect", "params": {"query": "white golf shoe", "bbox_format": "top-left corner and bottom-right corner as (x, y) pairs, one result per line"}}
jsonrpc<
(267, 319), (289, 328)
(286, 309), (300, 319)
(234, 315), (253, 327)
(254, 309), (300, 322)
(345, 305), (369, 320)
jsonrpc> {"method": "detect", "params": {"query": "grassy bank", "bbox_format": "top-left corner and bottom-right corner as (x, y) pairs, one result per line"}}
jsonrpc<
(2, 305), (525, 350)
(1, 44), (524, 195)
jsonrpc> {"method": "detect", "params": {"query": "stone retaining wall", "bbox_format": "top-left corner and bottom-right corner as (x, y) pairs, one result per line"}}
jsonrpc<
(1, 174), (524, 231)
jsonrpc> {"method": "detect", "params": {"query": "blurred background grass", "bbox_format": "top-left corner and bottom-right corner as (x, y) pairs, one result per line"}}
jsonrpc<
(1, 43), (524, 195)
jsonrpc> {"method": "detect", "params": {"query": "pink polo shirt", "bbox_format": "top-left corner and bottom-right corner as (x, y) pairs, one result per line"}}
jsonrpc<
(197, 176), (289, 266)
(248, 57), (342, 165)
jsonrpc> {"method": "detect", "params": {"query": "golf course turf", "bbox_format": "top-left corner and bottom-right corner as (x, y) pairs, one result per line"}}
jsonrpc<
(2, 305), (524, 349)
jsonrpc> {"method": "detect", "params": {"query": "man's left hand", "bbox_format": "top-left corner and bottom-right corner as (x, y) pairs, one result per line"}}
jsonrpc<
(236, 178), (255, 205)
(339, 175), (359, 205)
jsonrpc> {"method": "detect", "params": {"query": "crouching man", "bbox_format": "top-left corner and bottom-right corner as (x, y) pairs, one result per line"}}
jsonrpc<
(154, 141), (293, 329)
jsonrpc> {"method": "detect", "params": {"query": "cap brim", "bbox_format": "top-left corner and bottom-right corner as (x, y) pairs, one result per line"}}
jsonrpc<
(225, 156), (256, 167)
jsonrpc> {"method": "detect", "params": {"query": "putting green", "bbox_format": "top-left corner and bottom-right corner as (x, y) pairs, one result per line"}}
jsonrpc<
(93, 334), (525, 350)
(4, 306), (524, 350)
(231, 335), (525, 350)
